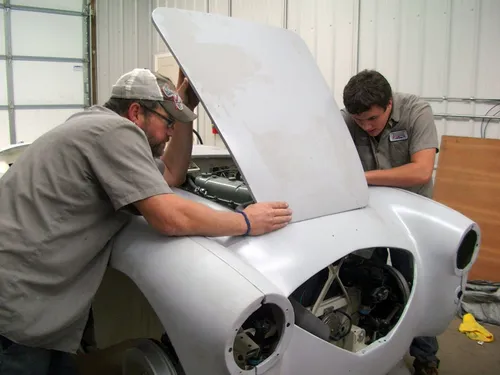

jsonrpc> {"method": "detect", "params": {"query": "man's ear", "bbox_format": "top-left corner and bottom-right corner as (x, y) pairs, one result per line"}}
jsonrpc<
(127, 102), (142, 124)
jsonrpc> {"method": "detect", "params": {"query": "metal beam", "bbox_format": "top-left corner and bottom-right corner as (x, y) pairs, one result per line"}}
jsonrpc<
(433, 113), (500, 121)
(0, 3), (86, 17)
(0, 104), (85, 110)
(82, 1), (90, 106)
(282, 0), (288, 29)
(3, 1), (16, 143)
(0, 55), (86, 63)
(423, 96), (500, 103)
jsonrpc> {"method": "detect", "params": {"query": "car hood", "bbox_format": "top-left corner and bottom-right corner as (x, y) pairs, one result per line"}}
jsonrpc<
(151, 8), (368, 223)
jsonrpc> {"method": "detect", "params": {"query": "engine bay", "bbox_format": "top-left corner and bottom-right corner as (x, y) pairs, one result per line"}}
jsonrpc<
(230, 251), (414, 371)
(289, 251), (412, 353)
(182, 147), (415, 368)
(180, 145), (255, 209)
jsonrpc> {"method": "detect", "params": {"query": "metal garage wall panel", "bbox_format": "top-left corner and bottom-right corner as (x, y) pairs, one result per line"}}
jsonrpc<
(287, 0), (358, 106)
(420, 0), (449, 98)
(154, 0), (208, 54)
(10, 10), (83, 58)
(207, 0), (230, 15)
(11, 0), (84, 12)
(0, 9), (4, 55)
(357, 0), (500, 145)
(397, 1), (426, 95)
(231, 0), (284, 27)
(0, 61), (7, 105)
(358, 0), (401, 87)
(0, 110), (9, 149)
(475, 1), (500, 140)
(15, 108), (80, 143)
(13, 61), (85, 105)
(476, 1), (500, 99)
(448, 1), (479, 99)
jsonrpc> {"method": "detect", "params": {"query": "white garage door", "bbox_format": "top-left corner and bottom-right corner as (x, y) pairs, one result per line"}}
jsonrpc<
(0, 0), (91, 148)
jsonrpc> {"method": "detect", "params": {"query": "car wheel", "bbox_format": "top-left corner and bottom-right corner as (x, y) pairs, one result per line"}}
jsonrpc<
(122, 338), (179, 375)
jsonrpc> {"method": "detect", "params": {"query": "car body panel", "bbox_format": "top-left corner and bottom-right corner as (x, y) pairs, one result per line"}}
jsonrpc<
(109, 182), (479, 375)
(0, 8), (482, 375)
(151, 7), (369, 223)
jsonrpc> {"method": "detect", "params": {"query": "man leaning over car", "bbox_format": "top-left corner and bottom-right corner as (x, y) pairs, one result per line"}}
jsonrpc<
(340, 69), (440, 375)
(0, 68), (292, 375)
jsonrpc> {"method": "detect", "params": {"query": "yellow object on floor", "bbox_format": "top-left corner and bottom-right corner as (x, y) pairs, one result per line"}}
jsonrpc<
(459, 313), (494, 342)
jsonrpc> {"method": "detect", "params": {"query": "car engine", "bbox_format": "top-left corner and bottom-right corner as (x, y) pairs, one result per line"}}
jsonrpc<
(180, 147), (255, 209)
(289, 253), (412, 353)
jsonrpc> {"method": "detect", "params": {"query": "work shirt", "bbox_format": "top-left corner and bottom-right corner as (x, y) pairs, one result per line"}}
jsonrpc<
(0, 105), (172, 353)
(342, 92), (439, 198)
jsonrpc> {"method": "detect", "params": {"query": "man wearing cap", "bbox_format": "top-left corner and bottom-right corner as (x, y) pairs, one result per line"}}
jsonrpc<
(0, 68), (292, 374)
(341, 69), (440, 375)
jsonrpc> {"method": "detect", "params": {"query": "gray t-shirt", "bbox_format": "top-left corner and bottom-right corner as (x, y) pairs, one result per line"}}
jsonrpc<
(0, 105), (172, 352)
(342, 92), (439, 198)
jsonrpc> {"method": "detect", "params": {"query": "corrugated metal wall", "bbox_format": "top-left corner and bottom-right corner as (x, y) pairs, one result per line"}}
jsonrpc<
(358, 0), (500, 144)
(96, 0), (500, 146)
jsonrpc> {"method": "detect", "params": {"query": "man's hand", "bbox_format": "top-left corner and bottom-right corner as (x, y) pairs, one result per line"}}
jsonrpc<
(243, 202), (293, 235)
(176, 69), (199, 111)
(134, 194), (292, 237)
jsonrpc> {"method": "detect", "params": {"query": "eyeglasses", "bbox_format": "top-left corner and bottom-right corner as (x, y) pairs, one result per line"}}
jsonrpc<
(139, 101), (176, 128)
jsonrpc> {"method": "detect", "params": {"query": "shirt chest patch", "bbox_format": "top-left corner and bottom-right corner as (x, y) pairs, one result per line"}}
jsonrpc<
(389, 130), (408, 142)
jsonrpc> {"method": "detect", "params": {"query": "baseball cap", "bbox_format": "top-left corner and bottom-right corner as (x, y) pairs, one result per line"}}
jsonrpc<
(110, 68), (197, 123)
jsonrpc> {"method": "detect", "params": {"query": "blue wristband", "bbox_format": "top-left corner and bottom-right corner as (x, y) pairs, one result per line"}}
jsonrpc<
(238, 211), (251, 236)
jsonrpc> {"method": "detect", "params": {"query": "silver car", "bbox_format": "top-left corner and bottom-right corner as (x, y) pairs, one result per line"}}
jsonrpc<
(0, 7), (481, 375)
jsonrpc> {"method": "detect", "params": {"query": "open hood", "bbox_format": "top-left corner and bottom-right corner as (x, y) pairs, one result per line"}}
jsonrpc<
(152, 8), (368, 222)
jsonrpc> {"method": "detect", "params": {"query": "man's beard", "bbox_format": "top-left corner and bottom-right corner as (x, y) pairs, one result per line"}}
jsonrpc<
(148, 136), (167, 158)
(141, 118), (168, 158)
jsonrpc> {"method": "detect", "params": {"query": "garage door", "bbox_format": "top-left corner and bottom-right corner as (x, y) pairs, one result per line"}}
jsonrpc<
(0, 0), (91, 148)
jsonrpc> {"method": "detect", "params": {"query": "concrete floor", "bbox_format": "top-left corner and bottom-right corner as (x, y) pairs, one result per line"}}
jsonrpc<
(76, 317), (500, 375)
(405, 317), (500, 374)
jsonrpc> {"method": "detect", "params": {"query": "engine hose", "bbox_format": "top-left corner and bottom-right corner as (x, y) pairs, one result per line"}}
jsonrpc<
(192, 129), (203, 144)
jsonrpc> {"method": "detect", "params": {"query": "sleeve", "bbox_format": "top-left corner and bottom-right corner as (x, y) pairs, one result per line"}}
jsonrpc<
(409, 102), (440, 156)
(88, 121), (173, 211)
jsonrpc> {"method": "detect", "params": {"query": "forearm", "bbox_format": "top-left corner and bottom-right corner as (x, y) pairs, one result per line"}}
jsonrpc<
(170, 200), (248, 237)
(136, 194), (247, 237)
(365, 163), (432, 187)
(161, 121), (193, 186)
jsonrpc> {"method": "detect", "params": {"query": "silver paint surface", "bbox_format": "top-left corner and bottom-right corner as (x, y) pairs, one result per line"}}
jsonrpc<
(151, 7), (368, 223)
(104, 8), (483, 375)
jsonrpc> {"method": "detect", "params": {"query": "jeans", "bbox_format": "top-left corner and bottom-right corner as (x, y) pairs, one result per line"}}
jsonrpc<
(410, 336), (439, 364)
(372, 248), (439, 364)
(0, 335), (80, 375)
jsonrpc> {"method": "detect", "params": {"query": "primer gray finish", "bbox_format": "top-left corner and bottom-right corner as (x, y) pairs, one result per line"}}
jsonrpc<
(110, 8), (481, 375)
(151, 8), (368, 223)
(111, 183), (479, 375)
(0, 8), (482, 375)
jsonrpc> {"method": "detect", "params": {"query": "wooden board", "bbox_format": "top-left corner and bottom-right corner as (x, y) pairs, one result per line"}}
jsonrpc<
(433, 136), (500, 282)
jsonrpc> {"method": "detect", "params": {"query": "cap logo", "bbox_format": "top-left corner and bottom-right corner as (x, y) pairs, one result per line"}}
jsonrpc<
(162, 85), (184, 111)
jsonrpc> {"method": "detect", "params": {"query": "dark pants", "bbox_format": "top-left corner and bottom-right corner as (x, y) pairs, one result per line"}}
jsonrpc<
(373, 248), (439, 365)
(0, 335), (80, 375)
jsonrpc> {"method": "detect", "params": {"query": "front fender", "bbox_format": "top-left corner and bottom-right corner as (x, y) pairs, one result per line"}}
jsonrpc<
(110, 216), (294, 375)
(369, 187), (480, 335)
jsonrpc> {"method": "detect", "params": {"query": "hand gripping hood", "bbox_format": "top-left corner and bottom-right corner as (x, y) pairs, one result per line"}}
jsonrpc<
(151, 8), (368, 222)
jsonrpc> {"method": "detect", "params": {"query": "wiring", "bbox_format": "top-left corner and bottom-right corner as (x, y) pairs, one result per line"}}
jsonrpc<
(481, 108), (500, 138)
(192, 129), (203, 144)
(480, 104), (500, 138)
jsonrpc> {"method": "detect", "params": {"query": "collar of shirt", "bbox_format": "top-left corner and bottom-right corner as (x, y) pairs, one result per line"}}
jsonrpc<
(388, 94), (402, 128)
